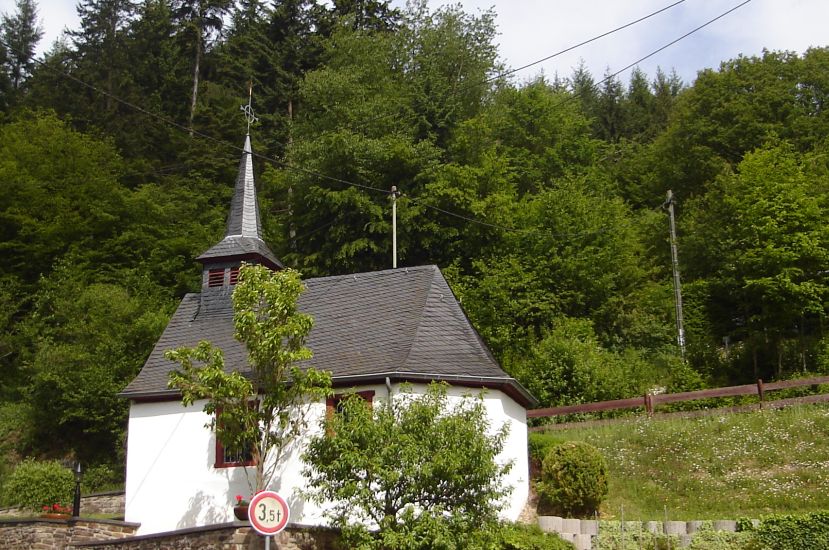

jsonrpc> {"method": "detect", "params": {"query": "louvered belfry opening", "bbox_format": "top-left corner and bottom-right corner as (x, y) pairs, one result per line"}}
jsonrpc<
(194, 135), (283, 302)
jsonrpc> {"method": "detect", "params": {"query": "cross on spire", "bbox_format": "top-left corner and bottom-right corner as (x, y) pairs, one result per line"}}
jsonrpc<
(241, 82), (258, 134)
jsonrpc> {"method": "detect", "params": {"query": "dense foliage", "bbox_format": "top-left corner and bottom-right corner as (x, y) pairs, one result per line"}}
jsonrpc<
(1, 458), (74, 511)
(538, 442), (608, 518)
(167, 264), (331, 492)
(746, 512), (829, 550)
(303, 383), (510, 548)
(1, 0), (828, 494)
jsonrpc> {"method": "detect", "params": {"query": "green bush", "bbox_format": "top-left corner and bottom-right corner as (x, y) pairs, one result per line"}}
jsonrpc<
(746, 512), (829, 550)
(1, 458), (74, 511)
(486, 522), (574, 549)
(528, 432), (566, 463)
(594, 523), (750, 550)
(81, 463), (124, 493)
(538, 441), (608, 517)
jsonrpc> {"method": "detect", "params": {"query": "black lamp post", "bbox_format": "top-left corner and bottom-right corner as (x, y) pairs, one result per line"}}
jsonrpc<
(72, 461), (83, 518)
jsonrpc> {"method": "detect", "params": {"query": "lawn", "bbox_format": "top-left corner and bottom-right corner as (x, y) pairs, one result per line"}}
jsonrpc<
(532, 403), (829, 520)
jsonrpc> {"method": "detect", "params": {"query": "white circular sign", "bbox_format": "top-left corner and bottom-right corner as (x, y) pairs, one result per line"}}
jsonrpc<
(247, 491), (290, 535)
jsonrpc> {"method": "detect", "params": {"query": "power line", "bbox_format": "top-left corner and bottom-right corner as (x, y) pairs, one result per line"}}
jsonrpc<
(0, 36), (391, 198)
(0, 0), (750, 241)
(553, 0), (753, 113)
(320, 0), (687, 137)
(404, 194), (612, 240)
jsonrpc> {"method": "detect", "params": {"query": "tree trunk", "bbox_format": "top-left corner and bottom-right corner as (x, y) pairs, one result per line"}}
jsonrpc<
(188, 29), (202, 136)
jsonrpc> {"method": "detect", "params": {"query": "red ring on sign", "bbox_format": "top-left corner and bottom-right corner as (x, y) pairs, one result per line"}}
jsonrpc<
(247, 490), (290, 535)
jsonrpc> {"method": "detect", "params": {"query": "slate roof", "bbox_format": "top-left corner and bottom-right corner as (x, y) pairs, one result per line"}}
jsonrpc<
(196, 135), (282, 269)
(122, 265), (534, 407)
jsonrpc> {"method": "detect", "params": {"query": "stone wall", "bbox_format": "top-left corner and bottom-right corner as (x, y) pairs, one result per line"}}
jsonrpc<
(538, 516), (751, 550)
(80, 492), (125, 517)
(0, 518), (138, 549)
(74, 524), (338, 550)
(0, 519), (337, 550)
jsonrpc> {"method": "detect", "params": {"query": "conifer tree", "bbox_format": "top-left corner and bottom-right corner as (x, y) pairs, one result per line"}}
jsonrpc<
(1, 0), (43, 90)
(172, 0), (233, 133)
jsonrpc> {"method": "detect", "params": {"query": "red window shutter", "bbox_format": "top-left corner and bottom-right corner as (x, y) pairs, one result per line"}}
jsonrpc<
(208, 269), (225, 287)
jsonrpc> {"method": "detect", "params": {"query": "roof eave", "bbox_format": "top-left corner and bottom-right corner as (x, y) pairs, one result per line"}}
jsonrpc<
(330, 371), (537, 408)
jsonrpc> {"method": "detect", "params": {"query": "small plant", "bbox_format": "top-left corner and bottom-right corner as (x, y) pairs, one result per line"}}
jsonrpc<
(235, 494), (249, 507)
(1, 459), (74, 512)
(538, 441), (608, 517)
(41, 503), (72, 515)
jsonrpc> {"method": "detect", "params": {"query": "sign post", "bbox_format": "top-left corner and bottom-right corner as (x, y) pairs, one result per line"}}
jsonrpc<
(248, 491), (290, 549)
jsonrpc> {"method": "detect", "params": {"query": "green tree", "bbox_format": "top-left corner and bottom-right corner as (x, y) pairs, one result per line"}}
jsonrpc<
(25, 264), (171, 465)
(71, 0), (136, 115)
(0, 112), (128, 285)
(1, 0), (43, 90)
(303, 382), (510, 549)
(683, 142), (829, 379)
(172, 0), (233, 132)
(167, 264), (331, 492)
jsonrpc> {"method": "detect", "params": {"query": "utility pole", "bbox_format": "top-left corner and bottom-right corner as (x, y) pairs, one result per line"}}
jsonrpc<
(391, 185), (399, 269)
(665, 190), (686, 360)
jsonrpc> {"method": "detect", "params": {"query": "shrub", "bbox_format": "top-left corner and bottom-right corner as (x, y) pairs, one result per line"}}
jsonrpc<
(747, 512), (829, 550)
(528, 432), (566, 463)
(81, 463), (124, 493)
(538, 441), (608, 517)
(485, 522), (574, 549)
(1, 458), (74, 511)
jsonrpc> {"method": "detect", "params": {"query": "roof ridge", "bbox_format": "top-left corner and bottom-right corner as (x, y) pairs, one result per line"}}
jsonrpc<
(399, 265), (442, 370)
(303, 264), (436, 285)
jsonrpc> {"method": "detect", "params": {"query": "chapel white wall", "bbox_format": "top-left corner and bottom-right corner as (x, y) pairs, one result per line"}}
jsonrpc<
(124, 383), (528, 535)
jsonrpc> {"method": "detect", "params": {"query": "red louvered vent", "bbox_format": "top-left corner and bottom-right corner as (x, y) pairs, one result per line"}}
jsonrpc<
(208, 269), (225, 287)
(229, 267), (240, 285)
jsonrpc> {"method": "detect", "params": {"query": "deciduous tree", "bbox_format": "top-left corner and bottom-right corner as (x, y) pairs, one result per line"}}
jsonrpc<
(303, 382), (509, 549)
(167, 264), (331, 492)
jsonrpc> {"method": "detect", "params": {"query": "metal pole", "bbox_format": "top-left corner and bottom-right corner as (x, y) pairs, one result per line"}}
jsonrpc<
(666, 189), (686, 360)
(72, 462), (82, 518)
(391, 185), (398, 269)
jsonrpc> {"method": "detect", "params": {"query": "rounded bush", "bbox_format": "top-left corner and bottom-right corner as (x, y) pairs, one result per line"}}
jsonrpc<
(538, 441), (608, 517)
(1, 459), (74, 511)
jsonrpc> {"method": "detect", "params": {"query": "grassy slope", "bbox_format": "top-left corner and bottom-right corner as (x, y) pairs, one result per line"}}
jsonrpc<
(535, 403), (829, 520)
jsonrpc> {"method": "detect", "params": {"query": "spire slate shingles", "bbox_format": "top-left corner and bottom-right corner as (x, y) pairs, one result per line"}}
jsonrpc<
(195, 135), (282, 268)
(122, 265), (533, 406)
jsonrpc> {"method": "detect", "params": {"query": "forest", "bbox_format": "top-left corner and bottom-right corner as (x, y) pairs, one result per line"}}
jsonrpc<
(1, 0), (829, 482)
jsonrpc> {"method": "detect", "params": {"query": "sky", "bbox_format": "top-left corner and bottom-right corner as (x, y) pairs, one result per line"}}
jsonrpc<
(13, 0), (829, 87)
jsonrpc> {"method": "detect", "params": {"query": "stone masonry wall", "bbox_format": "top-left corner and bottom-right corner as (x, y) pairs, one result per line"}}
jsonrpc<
(73, 524), (339, 550)
(80, 492), (125, 517)
(538, 515), (750, 550)
(0, 520), (337, 550)
(0, 518), (138, 549)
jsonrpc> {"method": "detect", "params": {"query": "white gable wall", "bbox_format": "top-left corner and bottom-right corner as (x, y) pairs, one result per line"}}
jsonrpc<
(125, 383), (528, 535)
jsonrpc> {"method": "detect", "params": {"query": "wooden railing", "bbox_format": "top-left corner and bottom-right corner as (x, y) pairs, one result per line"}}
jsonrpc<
(527, 374), (829, 419)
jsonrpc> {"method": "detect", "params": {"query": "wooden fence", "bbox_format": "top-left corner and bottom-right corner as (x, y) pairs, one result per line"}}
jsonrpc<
(527, 374), (829, 419)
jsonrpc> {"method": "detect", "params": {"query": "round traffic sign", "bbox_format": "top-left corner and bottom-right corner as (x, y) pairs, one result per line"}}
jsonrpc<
(247, 491), (290, 535)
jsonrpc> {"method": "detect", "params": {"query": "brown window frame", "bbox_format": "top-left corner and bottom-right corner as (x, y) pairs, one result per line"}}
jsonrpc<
(326, 390), (375, 419)
(214, 404), (258, 469)
(229, 266), (240, 285)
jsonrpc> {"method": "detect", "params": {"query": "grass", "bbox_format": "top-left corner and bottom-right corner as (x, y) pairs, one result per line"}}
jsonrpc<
(532, 403), (829, 520)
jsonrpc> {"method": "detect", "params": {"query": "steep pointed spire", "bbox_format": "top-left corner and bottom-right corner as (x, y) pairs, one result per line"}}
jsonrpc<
(226, 135), (262, 239)
(196, 135), (282, 271)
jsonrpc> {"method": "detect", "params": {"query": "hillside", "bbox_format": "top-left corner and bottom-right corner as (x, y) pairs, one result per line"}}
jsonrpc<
(1, 0), (829, 483)
(532, 403), (829, 520)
